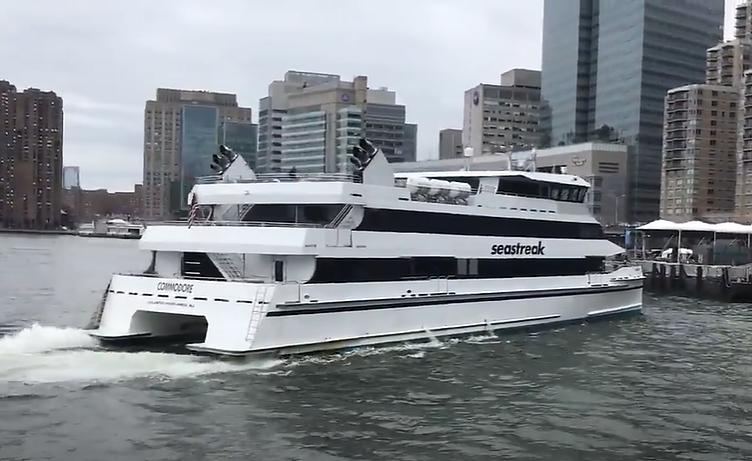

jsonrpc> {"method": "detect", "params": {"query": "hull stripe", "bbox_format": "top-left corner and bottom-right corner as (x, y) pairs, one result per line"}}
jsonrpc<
(267, 284), (642, 316)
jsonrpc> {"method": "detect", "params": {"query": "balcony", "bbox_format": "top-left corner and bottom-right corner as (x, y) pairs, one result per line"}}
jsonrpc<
(667, 93), (688, 102)
(664, 159), (685, 171)
(741, 152), (752, 162)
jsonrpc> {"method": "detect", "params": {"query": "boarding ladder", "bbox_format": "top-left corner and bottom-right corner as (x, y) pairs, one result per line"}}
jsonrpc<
(208, 253), (245, 280)
(245, 287), (271, 344)
(325, 204), (354, 228)
(85, 281), (110, 330)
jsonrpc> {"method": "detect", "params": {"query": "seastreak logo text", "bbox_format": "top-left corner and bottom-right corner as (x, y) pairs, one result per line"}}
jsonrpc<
(157, 282), (194, 293)
(491, 241), (545, 256)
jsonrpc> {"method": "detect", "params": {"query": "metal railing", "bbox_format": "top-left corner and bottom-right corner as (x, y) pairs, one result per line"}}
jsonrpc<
(196, 172), (358, 185)
(115, 271), (266, 283)
(151, 220), (324, 229)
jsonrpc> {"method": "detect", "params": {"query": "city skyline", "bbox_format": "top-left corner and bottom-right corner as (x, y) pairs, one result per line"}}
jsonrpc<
(1, 0), (543, 191)
(0, 0), (742, 192)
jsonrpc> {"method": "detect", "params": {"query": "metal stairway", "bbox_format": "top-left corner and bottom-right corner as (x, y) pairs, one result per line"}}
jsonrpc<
(217, 204), (253, 222)
(326, 204), (353, 228)
(245, 287), (270, 344)
(238, 204), (253, 221)
(208, 253), (245, 280)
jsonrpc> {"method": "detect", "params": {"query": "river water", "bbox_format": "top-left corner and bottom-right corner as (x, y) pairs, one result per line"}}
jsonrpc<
(0, 234), (750, 460)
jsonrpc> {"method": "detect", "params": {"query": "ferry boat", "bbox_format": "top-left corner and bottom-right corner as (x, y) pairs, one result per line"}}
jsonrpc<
(85, 139), (644, 356)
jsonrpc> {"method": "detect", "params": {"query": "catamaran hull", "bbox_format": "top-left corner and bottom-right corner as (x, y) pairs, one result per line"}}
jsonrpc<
(87, 268), (644, 357)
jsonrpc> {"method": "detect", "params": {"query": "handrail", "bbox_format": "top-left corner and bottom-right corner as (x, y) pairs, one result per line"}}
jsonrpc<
(151, 220), (324, 228)
(196, 173), (358, 184)
(115, 272), (266, 283)
(196, 173), (575, 203)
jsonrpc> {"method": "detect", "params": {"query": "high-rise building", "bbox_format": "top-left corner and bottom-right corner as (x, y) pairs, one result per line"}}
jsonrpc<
(704, 39), (752, 220)
(463, 68), (542, 157)
(662, 3), (752, 222)
(541, 0), (725, 222)
(661, 85), (738, 219)
(732, 1), (752, 220)
(257, 71), (340, 173)
(142, 88), (253, 220)
(736, 0), (752, 39)
(63, 166), (80, 190)
(362, 94), (412, 163)
(0, 80), (64, 229)
(706, 39), (752, 87)
(281, 76), (368, 173)
(259, 71), (415, 173)
(438, 128), (463, 159)
(737, 70), (752, 218)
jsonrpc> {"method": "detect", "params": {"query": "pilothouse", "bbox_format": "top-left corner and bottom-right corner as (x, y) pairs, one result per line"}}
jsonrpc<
(85, 138), (644, 356)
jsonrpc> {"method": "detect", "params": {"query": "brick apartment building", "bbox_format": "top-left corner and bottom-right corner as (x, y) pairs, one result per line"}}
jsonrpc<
(63, 184), (143, 222)
(0, 80), (64, 229)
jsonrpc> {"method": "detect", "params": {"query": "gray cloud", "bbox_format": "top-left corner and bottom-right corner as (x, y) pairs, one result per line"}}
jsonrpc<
(4, 0), (546, 191)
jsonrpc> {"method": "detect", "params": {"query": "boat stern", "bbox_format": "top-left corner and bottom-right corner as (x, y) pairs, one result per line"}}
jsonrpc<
(86, 274), (274, 354)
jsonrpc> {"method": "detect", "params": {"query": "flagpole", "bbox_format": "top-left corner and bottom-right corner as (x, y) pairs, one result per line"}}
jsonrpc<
(187, 190), (198, 229)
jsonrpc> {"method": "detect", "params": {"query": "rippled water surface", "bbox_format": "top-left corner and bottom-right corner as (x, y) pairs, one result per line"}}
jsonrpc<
(1, 234), (751, 460)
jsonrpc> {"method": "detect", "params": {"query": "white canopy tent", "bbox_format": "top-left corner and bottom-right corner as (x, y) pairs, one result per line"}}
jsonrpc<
(636, 219), (679, 231)
(711, 222), (752, 234)
(636, 220), (752, 234)
(635, 219), (752, 260)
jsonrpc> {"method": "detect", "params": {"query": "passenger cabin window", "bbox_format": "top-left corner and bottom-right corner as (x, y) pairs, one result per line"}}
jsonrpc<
(309, 256), (607, 283)
(242, 204), (346, 226)
(495, 176), (586, 203)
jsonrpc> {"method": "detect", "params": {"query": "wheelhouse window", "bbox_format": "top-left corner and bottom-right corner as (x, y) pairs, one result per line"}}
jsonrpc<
(242, 204), (347, 226)
(495, 176), (587, 203)
(550, 185), (587, 203)
(496, 176), (542, 197)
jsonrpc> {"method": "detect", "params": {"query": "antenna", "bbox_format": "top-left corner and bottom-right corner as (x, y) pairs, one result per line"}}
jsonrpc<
(484, 143), (514, 170)
(462, 147), (474, 171)
(529, 147), (537, 172)
(516, 147), (537, 172)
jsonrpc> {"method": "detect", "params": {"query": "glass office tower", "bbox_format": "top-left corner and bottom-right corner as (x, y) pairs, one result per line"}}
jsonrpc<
(180, 104), (219, 210)
(220, 121), (258, 170)
(541, 0), (724, 222)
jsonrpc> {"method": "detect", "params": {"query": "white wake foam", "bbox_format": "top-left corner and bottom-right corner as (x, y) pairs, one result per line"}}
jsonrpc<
(0, 323), (501, 385)
(0, 324), (97, 354)
(0, 324), (284, 385)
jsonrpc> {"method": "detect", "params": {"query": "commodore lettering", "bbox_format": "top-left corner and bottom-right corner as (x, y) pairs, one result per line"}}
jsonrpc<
(491, 241), (545, 256)
(157, 282), (194, 293)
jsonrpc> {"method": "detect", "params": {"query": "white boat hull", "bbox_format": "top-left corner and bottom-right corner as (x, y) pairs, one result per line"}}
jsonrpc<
(87, 266), (644, 356)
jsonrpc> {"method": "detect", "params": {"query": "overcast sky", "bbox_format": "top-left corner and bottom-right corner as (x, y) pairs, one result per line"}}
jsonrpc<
(0, 0), (741, 191)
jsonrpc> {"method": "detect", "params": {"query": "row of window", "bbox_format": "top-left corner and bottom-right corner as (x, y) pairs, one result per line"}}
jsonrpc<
(428, 176), (588, 204)
(180, 253), (606, 284)
(241, 204), (604, 239)
(359, 208), (603, 239)
(309, 257), (605, 283)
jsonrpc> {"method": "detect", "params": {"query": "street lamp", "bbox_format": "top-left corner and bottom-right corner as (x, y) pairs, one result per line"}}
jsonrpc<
(605, 192), (626, 226)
